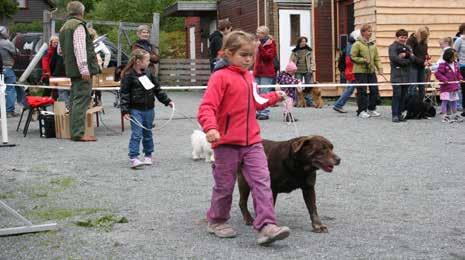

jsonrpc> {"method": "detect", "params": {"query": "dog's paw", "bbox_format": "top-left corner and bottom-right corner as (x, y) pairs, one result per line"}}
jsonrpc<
(244, 217), (254, 226)
(312, 223), (328, 233)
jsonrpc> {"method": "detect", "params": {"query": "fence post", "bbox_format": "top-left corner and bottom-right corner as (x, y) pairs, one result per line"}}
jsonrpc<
(151, 13), (160, 76)
(117, 21), (122, 67)
(43, 10), (52, 43)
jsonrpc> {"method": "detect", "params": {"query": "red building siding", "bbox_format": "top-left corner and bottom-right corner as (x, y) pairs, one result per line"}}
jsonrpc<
(218, 0), (259, 34)
(185, 17), (202, 59)
(314, 0), (334, 82)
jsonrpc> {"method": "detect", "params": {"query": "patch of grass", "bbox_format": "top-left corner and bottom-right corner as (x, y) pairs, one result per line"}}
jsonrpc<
(23, 177), (76, 198)
(27, 208), (107, 221)
(0, 192), (15, 199)
(75, 214), (128, 232)
(29, 165), (50, 174)
(50, 177), (76, 191)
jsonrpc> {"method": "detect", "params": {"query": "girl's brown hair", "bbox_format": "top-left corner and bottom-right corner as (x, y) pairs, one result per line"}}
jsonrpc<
(221, 30), (254, 57)
(121, 49), (150, 77)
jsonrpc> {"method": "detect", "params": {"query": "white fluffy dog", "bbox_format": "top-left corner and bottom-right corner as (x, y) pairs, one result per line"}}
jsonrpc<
(191, 130), (214, 162)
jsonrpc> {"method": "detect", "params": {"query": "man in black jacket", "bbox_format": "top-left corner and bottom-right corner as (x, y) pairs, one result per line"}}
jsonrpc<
(389, 29), (416, 122)
(209, 19), (232, 72)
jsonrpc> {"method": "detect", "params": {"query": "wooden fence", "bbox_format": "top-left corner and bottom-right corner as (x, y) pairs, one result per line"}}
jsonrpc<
(159, 59), (211, 86)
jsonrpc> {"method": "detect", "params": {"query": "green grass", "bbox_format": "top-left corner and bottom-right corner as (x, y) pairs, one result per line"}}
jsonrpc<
(75, 214), (128, 232)
(27, 208), (107, 221)
(0, 192), (15, 199)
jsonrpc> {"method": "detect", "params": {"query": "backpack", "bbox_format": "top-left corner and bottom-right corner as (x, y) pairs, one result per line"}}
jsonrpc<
(337, 50), (346, 72)
(344, 55), (355, 81)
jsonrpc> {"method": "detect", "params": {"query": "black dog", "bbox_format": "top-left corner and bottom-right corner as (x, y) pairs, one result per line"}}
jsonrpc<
(237, 136), (341, 233)
(405, 95), (436, 119)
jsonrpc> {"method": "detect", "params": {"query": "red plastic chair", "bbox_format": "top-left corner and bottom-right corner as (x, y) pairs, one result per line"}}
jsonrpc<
(16, 96), (55, 137)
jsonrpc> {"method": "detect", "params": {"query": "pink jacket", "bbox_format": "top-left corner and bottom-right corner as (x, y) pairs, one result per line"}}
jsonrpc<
(198, 65), (281, 148)
(435, 62), (462, 93)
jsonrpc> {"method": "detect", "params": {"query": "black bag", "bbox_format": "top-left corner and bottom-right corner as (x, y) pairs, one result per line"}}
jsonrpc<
(337, 50), (346, 73)
(39, 112), (56, 138)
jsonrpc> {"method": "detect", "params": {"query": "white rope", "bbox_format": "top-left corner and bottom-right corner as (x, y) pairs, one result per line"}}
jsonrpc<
(125, 103), (176, 132)
(6, 80), (461, 91)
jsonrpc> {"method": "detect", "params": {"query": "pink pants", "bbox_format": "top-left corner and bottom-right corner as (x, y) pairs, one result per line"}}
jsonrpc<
(207, 143), (277, 230)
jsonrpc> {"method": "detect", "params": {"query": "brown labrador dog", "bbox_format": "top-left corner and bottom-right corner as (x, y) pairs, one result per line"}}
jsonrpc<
(295, 87), (324, 108)
(237, 136), (340, 233)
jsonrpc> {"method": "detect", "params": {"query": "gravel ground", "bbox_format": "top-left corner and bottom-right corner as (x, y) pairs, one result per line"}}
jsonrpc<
(1, 91), (465, 259)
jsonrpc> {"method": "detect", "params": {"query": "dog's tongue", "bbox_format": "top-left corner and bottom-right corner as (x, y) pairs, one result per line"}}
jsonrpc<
(323, 165), (334, 172)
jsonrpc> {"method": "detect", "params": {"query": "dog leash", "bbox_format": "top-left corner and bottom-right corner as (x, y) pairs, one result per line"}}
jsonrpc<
(126, 103), (176, 131)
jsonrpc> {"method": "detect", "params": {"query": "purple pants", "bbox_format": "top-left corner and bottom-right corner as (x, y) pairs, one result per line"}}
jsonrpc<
(207, 143), (277, 230)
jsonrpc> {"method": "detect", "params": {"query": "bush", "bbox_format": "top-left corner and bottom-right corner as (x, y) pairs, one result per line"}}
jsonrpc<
(159, 30), (186, 58)
(9, 21), (42, 33)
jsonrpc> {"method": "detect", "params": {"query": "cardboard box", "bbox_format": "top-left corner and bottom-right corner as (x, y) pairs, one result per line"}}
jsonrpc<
(92, 67), (119, 88)
(53, 102), (103, 139)
(50, 77), (71, 87)
(53, 102), (70, 139)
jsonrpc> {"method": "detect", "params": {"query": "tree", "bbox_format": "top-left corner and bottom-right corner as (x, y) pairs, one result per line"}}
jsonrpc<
(55, 0), (97, 13)
(0, 0), (19, 20)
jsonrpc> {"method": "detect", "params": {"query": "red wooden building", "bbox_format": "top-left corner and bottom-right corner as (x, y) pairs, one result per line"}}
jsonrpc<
(166, 0), (356, 89)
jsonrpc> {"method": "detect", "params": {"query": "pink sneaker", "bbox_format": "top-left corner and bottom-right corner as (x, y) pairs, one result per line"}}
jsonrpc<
(257, 224), (290, 245)
(129, 158), (144, 169)
(207, 222), (237, 238)
(142, 156), (153, 165)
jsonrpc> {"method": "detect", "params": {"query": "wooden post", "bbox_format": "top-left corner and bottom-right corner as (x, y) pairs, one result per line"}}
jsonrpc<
(117, 21), (122, 67)
(43, 10), (51, 44)
(151, 13), (160, 48)
(151, 13), (160, 76)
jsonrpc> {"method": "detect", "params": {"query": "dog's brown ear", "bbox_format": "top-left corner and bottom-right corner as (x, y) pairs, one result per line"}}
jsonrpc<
(291, 136), (314, 154)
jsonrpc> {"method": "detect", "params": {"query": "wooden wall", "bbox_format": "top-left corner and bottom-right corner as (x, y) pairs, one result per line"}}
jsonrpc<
(354, 0), (465, 96)
(12, 0), (52, 23)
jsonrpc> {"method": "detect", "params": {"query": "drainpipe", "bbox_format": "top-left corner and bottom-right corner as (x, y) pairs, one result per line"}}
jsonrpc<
(257, 0), (260, 27)
(264, 0), (267, 27)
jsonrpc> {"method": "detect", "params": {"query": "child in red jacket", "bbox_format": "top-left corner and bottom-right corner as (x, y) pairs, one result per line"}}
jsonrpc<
(197, 30), (290, 246)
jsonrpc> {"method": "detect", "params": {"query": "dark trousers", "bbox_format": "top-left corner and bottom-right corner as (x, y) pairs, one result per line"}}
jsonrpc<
(70, 78), (92, 140)
(408, 66), (426, 100)
(391, 84), (408, 117)
(460, 67), (465, 105)
(355, 73), (379, 114)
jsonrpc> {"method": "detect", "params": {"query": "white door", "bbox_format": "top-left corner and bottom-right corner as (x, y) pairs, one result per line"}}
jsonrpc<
(189, 26), (196, 59)
(278, 9), (311, 72)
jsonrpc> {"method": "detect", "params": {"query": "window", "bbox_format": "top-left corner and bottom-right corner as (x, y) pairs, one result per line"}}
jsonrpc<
(290, 14), (300, 45)
(17, 0), (28, 9)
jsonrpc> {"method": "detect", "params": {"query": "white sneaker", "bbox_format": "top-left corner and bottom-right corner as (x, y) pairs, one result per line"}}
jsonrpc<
(368, 110), (381, 117)
(142, 156), (153, 165)
(129, 158), (144, 169)
(358, 111), (371, 119)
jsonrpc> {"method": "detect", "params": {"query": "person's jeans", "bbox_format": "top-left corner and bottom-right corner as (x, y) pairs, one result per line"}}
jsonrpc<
(296, 72), (313, 106)
(391, 84), (408, 118)
(355, 73), (379, 114)
(334, 83), (355, 109)
(207, 143), (277, 231)
(128, 108), (154, 159)
(408, 66), (426, 100)
(255, 77), (274, 117)
(4, 68), (18, 112)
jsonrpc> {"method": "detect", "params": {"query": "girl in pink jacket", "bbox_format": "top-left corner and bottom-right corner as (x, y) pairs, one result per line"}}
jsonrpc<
(197, 31), (290, 246)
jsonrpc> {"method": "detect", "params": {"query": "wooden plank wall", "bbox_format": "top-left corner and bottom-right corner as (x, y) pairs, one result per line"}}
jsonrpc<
(159, 59), (211, 86)
(355, 0), (465, 96)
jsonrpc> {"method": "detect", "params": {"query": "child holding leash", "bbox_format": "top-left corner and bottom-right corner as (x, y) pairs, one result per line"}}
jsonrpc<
(198, 30), (290, 246)
(120, 49), (174, 169)
(276, 61), (300, 122)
